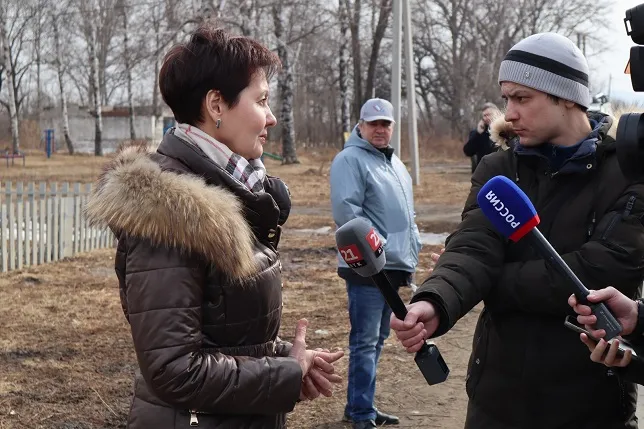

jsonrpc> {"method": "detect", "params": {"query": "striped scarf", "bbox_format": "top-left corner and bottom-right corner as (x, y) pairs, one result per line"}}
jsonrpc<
(174, 123), (266, 193)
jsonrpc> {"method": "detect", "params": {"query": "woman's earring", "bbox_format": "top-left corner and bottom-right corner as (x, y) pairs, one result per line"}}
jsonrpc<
(216, 118), (221, 129)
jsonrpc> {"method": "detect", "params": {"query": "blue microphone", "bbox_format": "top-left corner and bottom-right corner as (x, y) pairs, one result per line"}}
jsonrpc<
(477, 175), (622, 340)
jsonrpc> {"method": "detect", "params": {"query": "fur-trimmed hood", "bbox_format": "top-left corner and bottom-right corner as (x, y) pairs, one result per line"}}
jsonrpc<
(85, 144), (257, 280)
(489, 106), (644, 150)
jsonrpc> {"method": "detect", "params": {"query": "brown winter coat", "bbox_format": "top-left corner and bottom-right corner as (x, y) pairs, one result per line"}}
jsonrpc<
(85, 133), (302, 429)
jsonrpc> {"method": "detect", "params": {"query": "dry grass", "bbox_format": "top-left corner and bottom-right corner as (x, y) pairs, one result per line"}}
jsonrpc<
(0, 151), (108, 184)
(0, 251), (134, 428)
(262, 151), (471, 210)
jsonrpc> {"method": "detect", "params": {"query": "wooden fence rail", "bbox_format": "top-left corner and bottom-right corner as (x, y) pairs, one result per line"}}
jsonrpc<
(0, 181), (115, 273)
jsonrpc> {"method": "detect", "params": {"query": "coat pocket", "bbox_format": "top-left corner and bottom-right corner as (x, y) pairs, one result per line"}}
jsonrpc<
(595, 203), (644, 262)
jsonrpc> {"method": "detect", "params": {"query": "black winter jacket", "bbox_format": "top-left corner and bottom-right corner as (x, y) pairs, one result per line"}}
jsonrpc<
(414, 114), (644, 429)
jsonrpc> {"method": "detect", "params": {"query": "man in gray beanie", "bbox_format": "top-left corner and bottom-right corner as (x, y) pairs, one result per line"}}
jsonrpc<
(391, 32), (644, 428)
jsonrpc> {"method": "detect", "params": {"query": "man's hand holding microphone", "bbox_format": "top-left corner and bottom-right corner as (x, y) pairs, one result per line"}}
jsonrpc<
(390, 250), (443, 353)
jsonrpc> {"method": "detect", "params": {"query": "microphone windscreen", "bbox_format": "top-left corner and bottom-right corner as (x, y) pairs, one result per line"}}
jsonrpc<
(335, 218), (386, 277)
(477, 175), (540, 242)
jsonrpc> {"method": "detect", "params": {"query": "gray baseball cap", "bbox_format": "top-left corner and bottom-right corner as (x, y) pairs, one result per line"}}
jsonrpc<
(360, 98), (395, 123)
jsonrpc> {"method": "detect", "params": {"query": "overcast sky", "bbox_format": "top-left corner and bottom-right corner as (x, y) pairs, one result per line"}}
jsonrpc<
(590, 0), (644, 103)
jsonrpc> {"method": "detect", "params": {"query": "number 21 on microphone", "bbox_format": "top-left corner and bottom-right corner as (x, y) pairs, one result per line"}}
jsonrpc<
(366, 228), (384, 257)
(339, 244), (366, 268)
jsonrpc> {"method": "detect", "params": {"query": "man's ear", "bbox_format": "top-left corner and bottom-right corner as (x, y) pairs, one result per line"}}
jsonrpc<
(204, 89), (224, 120)
(563, 99), (577, 110)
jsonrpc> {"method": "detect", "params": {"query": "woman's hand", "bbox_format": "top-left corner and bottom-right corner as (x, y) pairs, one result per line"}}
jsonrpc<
(300, 364), (343, 400)
(288, 320), (344, 401)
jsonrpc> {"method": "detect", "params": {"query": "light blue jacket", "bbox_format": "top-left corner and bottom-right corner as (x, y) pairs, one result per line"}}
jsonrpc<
(330, 125), (422, 273)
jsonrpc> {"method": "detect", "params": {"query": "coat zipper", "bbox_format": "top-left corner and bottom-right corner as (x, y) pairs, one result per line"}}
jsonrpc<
(189, 410), (199, 426)
(587, 212), (596, 240)
(388, 161), (415, 259)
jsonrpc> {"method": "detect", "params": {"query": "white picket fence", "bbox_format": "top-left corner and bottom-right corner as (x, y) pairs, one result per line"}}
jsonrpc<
(0, 181), (115, 273)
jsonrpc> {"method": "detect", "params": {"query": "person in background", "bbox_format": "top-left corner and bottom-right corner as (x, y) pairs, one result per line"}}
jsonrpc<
(330, 98), (422, 429)
(463, 102), (501, 173)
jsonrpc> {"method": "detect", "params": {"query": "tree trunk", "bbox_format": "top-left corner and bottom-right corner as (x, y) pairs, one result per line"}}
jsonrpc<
(153, 56), (162, 140)
(53, 15), (74, 154)
(89, 22), (103, 156)
(240, 0), (253, 36)
(363, 0), (391, 101)
(123, 8), (136, 140)
(338, 0), (351, 146)
(152, 8), (163, 142)
(35, 7), (41, 122)
(347, 0), (362, 121)
(272, 4), (299, 164)
(0, 17), (19, 153)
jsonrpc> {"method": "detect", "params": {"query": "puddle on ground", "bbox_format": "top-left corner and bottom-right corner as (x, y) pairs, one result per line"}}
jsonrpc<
(287, 227), (449, 246)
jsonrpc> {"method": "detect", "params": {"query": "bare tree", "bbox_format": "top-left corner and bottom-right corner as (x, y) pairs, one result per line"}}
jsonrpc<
(272, 2), (298, 164)
(33, 1), (44, 121)
(342, 0), (393, 121)
(0, 0), (37, 123)
(79, 0), (103, 155)
(338, 0), (351, 144)
(120, 0), (136, 140)
(151, 3), (165, 140)
(0, 0), (19, 153)
(344, 0), (362, 121)
(239, 0), (256, 37)
(363, 0), (392, 102)
(0, 0), (615, 156)
(410, 0), (611, 138)
(412, 0), (478, 137)
(90, 22), (103, 155)
(51, 5), (74, 154)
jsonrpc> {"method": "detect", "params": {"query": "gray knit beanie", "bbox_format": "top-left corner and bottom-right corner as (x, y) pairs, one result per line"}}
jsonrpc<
(498, 33), (591, 108)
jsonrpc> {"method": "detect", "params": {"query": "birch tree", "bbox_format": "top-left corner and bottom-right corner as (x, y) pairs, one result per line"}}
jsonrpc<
(343, 0), (362, 121)
(51, 7), (74, 154)
(272, 2), (298, 164)
(338, 0), (351, 144)
(120, 0), (136, 140)
(80, 0), (103, 155)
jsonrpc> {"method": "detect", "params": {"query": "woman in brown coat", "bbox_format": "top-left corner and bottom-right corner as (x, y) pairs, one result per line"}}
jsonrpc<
(86, 26), (343, 428)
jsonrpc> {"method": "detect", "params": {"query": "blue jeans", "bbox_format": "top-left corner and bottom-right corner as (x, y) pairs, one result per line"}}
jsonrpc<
(344, 281), (393, 422)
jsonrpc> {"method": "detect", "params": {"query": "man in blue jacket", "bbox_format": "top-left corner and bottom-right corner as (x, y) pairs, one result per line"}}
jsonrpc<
(330, 98), (422, 429)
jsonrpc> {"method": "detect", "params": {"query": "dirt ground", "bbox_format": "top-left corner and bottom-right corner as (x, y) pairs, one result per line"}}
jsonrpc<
(0, 150), (477, 429)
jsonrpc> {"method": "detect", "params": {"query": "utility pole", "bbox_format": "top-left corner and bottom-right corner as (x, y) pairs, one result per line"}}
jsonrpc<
(391, 0), (420, 184)
(403, 0), (419, 184)
(391, 0), (402, 156)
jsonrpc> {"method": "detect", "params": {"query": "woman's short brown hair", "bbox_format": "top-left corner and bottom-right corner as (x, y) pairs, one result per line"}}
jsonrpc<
(159, 25), (281, 125)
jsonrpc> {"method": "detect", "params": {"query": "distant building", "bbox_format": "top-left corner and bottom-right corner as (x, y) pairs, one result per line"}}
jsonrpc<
(39, 103), (176, 153)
